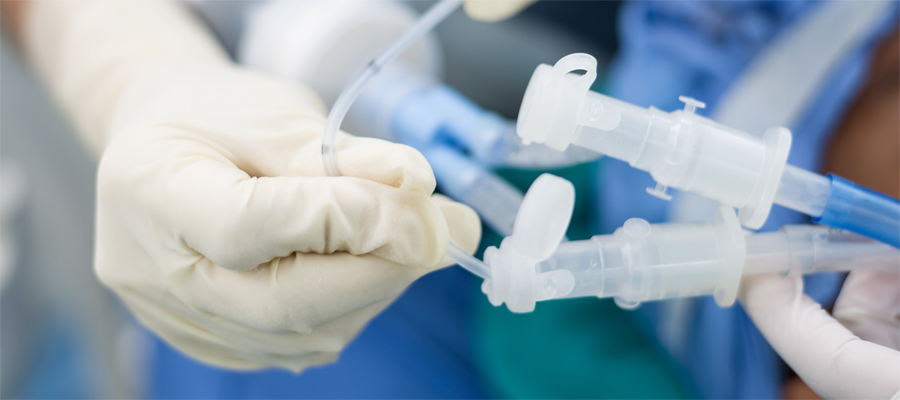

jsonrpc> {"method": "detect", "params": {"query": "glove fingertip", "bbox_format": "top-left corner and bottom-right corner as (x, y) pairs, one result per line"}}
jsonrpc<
(464, 0), (536, 22)
(434, 195), (482, 255)
(336, 137), (436, 195)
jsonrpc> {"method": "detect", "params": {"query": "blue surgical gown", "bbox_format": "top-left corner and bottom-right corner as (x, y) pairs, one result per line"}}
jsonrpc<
(149, 267), (489, 399)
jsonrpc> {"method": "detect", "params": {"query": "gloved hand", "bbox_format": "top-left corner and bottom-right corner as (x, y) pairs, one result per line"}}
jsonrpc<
(740, 271), (900, 399)
(24, 0), (480, 371)
(464, 0), (536, 22)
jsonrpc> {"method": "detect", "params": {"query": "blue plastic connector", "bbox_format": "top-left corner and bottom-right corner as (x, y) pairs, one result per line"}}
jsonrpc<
(420, 146), (481, 200)
(391, 85), (505, 158)
(813, 174), (900, 248)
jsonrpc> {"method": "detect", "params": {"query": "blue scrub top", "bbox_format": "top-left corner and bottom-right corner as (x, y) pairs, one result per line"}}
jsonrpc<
(599, 1), (898, 398)
(149, 267), (489, 399)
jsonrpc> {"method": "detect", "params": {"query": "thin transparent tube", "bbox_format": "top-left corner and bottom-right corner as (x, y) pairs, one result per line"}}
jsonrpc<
(317, 0), (490, 278)
(446, 242), (491, 279)
(322, 0), (463, 176)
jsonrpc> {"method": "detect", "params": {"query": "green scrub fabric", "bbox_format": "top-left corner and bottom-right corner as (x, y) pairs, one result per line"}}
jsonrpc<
(470, 164), (696, 399)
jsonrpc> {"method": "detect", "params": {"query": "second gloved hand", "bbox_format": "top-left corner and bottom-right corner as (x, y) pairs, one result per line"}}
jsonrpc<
(740, 271), (900, 399)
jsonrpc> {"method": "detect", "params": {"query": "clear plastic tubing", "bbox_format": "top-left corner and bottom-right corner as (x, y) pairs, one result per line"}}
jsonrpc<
(772, 160), (900, 249)
(773, 165), (830, 217)
(743, 225), (900, 275)
(446, 241), (492, 279)
(318, 0), (491, 279)
(535, 219), (899, 309)
(322, 0), (462, 176)
(422, 146), (522, 236)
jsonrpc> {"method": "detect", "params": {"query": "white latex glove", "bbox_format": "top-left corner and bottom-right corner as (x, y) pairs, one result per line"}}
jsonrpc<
(833, 271), (900, 350)
(464, 0), (536, 22)
(740, 271), (900, 399)
(24, 0), (480, 371)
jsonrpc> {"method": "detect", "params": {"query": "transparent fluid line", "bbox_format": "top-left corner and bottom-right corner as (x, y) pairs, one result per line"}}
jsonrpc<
(317, 0), (490, 279)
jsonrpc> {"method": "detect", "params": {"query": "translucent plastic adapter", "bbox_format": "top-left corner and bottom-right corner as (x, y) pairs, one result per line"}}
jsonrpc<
(481, 176), (898, 313)
(539, 206), (747, 309)
(518, 53), (791, 229)
(517, 53), (900, 246)
(532, 207), (899, 312)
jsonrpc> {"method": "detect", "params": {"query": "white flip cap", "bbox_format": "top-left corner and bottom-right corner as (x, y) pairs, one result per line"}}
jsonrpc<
(482, 174), (576, 313)
(517, 53), (597, 151)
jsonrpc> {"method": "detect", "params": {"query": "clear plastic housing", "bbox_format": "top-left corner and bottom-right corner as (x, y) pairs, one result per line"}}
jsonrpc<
(774, 165), (831, 217)
(536, 207), (745, 308)
(518, 53), (794, 229)
(532, 216), (898, 310)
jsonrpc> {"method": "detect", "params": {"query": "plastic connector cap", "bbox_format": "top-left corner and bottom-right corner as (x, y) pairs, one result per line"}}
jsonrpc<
(482, 174), (576, 313)
(510, 175), (574, 260)
(517, 53), (597, 151)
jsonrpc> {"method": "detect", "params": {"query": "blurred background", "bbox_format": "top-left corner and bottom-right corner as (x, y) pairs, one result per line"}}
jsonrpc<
(1, 29), (148, 398)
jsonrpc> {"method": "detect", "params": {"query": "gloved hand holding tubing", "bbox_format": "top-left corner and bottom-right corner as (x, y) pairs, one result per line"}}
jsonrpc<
(16, 0), (480, 371)
(740, 271), (900, 399)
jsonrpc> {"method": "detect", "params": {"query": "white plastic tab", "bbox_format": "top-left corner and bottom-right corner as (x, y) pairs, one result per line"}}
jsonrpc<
(517, 53), (598, 151)
(646, 182), (673, 201)
(679, 96), (706, 114)
(510, 174), (576, 260)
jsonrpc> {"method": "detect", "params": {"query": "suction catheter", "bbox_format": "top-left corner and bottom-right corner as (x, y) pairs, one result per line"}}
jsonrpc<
(319, 0), (497, 277)
(321, 2), (900, 312)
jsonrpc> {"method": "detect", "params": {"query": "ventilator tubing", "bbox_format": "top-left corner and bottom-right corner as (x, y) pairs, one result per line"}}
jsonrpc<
(352, 66), (600, 235)
(518, 53), (900, 245)
(349, 64), (599, 171)
(423, 146), (522, 236)
(812, 175), (900, 248)
(773, 170), (900, 247)
(361, 67), (599, 168)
